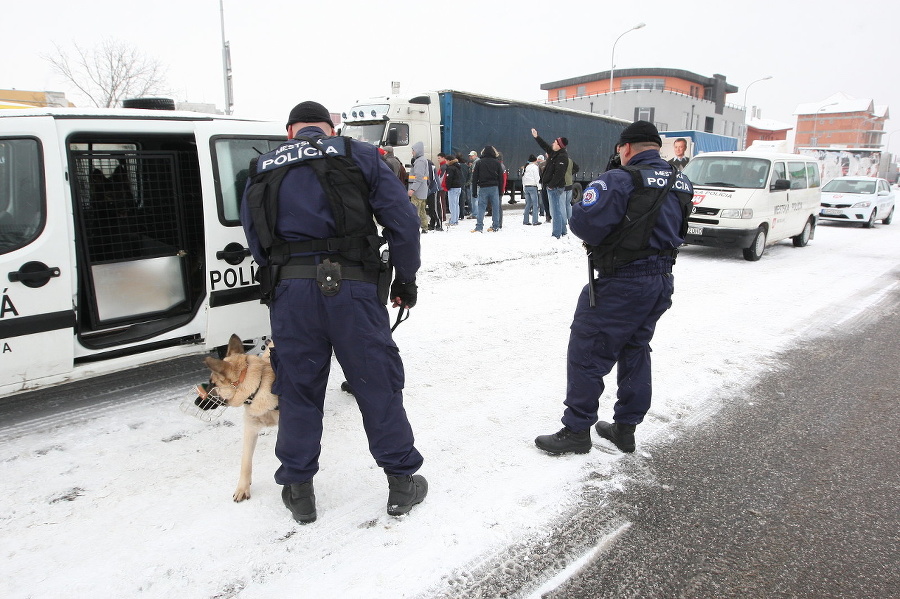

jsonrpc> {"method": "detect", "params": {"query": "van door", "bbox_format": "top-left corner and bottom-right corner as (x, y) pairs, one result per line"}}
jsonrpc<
(194, 122), (283, 348)
(0, 127), (76, 393)
(768, 161), (791, 241)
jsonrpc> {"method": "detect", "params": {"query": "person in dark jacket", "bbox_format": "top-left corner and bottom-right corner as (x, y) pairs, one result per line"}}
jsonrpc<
(444, 155), (463, 225)
(239, 101), (427, 522)
(535, 120), (693, 456)
(531, 128), (570, 238)
(471, 145), (504, 232)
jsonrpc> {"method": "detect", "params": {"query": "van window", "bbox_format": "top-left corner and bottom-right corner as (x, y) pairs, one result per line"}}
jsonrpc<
(681, 156), (770, 189)
(0, 138), (44, 255)
(805, 162), (820, 188)
(213, 138), (283, 223)
(788, 162), (808, 189)
(772, 162), (787, 184)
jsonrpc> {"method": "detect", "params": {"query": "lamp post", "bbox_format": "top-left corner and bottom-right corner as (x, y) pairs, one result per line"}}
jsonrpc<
(608, 22), (645, 117)
(810, 102), (838, 147)
(220, 0), (233, 115)
(741, 75), (772, 149)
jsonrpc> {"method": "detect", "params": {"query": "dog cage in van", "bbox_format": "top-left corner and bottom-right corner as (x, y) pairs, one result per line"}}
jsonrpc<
(68, 136), (206, 349)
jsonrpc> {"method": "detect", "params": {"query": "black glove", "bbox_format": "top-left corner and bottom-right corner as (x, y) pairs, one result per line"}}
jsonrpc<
(390, 279), (417, 309)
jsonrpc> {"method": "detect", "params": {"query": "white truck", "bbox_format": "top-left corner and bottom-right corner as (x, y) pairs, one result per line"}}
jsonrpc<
(0, 105), (285, 396)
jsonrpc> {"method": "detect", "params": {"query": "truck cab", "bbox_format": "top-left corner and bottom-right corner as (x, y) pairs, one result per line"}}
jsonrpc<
(340, 93), (441, 168)
(0, 107), (285, 395)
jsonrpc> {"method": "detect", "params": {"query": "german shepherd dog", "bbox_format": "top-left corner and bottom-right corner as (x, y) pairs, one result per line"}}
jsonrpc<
(198, 334), (279, 502)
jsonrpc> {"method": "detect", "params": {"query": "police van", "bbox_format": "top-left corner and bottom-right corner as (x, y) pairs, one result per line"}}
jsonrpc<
(681, 151), (821, 261)
(0, 106), (285, 396)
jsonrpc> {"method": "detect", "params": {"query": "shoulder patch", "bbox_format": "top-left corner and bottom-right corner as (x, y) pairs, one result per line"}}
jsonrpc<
(582, 187), (598, 206)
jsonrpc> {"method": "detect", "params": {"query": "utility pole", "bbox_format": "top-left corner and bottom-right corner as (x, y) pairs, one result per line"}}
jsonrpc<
(220, 0), (234, 115)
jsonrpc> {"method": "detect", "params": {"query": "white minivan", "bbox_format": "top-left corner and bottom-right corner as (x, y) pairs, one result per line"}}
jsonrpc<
(0, 106), (285, 396)
(681, 151), (821, 261)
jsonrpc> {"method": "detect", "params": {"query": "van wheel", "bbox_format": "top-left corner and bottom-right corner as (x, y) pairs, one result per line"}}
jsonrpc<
(863, 210), (877, 228)
(792, 218), (813, 247)
(882, 207), (894, 225)
(743, 227), (767, 261)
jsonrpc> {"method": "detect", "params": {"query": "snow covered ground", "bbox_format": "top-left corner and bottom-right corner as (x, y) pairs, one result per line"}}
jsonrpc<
(2, 206), (899, 599)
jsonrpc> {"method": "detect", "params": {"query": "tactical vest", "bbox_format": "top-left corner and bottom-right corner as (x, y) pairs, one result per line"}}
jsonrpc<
(244, 135), (384, 274)
(589, 165), (694, 276)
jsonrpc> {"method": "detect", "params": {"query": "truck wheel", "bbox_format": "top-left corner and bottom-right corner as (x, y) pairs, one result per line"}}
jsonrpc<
(743, 227), (766, 261)
(792, 218), (813, 247)
(571, 183), (583, 203)
(882, 207), (893, 225)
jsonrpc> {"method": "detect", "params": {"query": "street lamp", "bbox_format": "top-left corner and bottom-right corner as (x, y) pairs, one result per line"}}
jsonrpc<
(608, 22), (646, 117)
(810, 102), (838, 147)
(741, 75), (773, 149)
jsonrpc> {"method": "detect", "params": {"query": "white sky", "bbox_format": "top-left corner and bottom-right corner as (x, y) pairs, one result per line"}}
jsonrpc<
(4, 0), (900, 150)
(3, 211), (900, 598)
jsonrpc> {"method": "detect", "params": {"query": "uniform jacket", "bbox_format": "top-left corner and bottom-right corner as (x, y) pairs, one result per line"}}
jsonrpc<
(570, 149), (688, 257)
(239, 126), (421, 283)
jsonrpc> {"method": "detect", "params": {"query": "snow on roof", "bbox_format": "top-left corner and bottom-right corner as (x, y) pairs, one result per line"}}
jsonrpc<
(794, 92), (875, 116)
(747, 117), (792, 132)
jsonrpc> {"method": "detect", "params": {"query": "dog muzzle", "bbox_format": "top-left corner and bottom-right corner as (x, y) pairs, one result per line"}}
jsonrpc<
(180, 383), (228, 422)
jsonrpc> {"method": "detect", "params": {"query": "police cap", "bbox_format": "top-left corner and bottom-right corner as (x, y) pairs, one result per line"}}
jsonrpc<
(618, 120), (662, 146)
(286, 101), (334, 129)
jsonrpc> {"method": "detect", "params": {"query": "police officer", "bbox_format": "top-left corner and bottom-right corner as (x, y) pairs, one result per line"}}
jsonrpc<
(239, 101), (427, 522)
(535, 121), (693, 455)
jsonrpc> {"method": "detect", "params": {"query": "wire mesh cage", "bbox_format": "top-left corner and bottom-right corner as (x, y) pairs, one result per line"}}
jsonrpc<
(180, 383), (229, 422)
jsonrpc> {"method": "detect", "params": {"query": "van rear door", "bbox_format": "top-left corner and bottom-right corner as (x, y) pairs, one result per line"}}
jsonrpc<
(0, 122), (76, 393)
(195, 122), (284, 348)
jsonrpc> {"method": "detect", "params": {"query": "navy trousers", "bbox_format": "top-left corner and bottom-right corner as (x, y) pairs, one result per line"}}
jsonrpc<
(268, 278), (423, 485)
(562, 273), (674, 431)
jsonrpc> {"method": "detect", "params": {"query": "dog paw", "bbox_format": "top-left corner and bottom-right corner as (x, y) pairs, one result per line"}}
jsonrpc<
(233, 489), (251, 502)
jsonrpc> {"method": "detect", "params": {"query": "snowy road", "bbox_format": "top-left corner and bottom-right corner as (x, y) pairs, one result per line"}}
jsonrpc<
(2, 211), (899, 599)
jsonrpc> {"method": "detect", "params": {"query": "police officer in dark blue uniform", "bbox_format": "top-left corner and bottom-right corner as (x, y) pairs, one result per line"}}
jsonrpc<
(535, 121), (693, 455)
(239, 101), (427, 522)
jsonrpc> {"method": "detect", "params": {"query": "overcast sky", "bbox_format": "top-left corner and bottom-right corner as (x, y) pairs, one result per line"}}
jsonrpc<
(5, 0), (899, 152)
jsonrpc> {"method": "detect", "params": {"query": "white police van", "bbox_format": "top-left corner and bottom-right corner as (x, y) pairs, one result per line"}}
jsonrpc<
(681, 151), (821, 261)
(0, 105), (285, 396)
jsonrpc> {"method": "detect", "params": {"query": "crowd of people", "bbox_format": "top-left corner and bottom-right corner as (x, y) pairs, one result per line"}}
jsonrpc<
(380, 128), (589, 238)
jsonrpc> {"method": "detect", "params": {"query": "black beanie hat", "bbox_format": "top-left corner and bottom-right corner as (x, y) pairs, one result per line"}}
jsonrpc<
(618, 120), (662, 146)
(286, 101), (334, 129)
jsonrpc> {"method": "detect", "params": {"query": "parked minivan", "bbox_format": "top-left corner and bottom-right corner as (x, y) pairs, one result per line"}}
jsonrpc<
(0, 106), (285, 396)
(681, 151), (821, 261)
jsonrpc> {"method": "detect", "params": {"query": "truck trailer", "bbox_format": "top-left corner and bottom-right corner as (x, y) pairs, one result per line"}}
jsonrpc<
(339, 90), (627, 200)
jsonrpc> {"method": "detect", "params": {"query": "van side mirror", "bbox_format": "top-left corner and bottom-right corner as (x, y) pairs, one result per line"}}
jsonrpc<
(771, 179), (790, 191)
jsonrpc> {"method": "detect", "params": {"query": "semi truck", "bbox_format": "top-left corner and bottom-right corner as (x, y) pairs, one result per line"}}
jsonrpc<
(339, 90), (627, 200)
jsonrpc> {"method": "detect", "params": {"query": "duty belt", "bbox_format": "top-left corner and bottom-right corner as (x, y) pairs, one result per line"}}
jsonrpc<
(279, 255), (379, 284)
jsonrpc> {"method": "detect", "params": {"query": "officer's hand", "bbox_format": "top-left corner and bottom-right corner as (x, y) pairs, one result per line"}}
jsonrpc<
(390, 279), (417, 309)
(408, 189), (414, 197)
(531, 128), (538, 138)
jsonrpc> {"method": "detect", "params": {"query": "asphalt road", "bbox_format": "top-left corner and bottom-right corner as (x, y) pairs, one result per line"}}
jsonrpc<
(543, 285), (900, 598)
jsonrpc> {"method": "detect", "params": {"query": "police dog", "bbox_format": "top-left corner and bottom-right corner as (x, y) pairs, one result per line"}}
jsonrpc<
(200, 334), (279, 502)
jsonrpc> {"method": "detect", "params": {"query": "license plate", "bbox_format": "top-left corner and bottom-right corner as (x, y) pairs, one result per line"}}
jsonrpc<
(687, 226), (703, 235)
(821, 209), (843, 216)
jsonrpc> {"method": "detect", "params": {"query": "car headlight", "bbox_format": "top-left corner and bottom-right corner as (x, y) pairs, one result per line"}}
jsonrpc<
(720, 208), (753, 219)
(852, 201), (872, 208)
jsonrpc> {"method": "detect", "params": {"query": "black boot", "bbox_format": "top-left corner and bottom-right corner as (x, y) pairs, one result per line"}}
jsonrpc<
(386, 474), (428, 516)
(594, 421), (636, 453)
(282, 481), (317, 523)
(535, 427), (591, 455)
